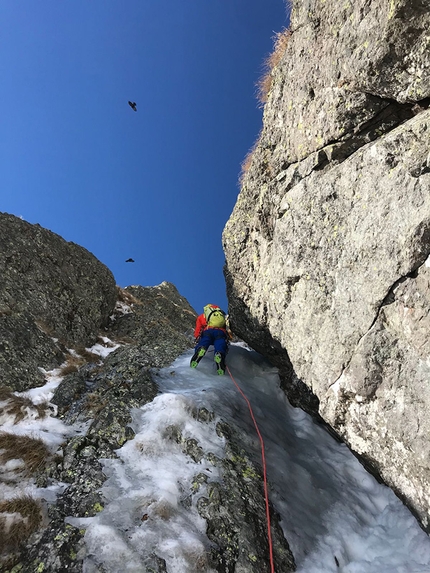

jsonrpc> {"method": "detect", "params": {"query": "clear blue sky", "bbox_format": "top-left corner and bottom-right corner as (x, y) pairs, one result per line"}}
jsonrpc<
(0, 1), (289, 313)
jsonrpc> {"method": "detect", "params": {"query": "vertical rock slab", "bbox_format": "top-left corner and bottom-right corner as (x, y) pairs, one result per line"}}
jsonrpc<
(224, 0), (430, 530)
(321, 263), (430, 530)
(261, 0), (430, 168)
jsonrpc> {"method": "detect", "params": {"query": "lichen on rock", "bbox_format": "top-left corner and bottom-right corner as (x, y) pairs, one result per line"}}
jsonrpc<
(224, 0), (430, 531)
(197, 421), (295, 572)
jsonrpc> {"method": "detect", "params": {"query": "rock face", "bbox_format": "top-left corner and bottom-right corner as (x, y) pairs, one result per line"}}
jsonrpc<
(224, 0), (430, 530)
(198, 421), (295, 573)
(16, 283), (197, 573)
(109, 282), (198, 366)
(0, 213), (117, 390)
(5, 282), (295, 572)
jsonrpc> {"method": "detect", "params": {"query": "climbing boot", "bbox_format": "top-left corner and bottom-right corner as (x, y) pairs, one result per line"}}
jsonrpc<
(190, 347), (206, 368)
(214, 352), (226, 375)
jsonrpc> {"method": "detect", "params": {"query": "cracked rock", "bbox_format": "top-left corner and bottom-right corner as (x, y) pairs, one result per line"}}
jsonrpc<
(224, 0), (430, 531)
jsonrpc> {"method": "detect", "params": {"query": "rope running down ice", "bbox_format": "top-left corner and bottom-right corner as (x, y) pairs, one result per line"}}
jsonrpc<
(226, 365), (275, 573)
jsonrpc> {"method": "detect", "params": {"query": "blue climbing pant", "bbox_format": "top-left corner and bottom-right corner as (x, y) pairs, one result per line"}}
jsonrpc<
(196, 328), (228, 356)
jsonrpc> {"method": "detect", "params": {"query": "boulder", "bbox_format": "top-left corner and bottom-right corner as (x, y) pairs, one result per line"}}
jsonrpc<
(260, 0), (430, 169)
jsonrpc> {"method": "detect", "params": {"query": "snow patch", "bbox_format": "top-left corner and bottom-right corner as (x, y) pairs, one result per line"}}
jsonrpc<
(67, 392), (223, 572)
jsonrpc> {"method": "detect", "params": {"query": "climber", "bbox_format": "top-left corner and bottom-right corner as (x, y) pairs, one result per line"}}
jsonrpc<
(190, 304), (229, 375)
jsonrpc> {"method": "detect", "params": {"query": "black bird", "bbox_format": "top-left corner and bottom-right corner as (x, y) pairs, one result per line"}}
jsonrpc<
(128, 101), (137, 112)
(125, 258), (135, 263)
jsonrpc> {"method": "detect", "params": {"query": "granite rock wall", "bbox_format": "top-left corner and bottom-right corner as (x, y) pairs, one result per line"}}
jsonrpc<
(224, 0), (430, 529)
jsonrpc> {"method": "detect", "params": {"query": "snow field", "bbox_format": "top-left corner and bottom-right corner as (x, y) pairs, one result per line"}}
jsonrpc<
(2, 339), (429, 573)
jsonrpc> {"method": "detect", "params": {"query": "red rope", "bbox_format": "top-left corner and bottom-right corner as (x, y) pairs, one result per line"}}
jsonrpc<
(226, 366), (275, 573)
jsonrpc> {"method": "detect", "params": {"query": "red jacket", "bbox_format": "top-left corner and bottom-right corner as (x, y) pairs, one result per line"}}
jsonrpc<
(194, 304), (223, 338)
(194, 314), (207, 339)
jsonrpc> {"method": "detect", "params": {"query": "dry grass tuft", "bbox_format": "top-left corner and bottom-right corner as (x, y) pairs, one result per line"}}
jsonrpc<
(239, 28), (291, 185)
(59, 355), (86, 375)
(85, 392), (108, 414)
(74, 346), (102, 363)
(0, 386), (50, 424)
(238, 126), (269, 187)
(110, 335), (136, 346)
(59, 346), (101, 376)
(0, 495), (42, 551)
(0, 432), (50, 475)
(257, 27), (291, 105)
(60, 362), (80, 376)
(34, 318), (55, 336)
(241, 149), (255, 176)
(117, 286), (142, 306)
(238, 133), (261, 187)
(96, 336), (117, 348)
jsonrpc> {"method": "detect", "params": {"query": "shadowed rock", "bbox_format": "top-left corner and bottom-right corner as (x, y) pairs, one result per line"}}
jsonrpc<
(0, 213), (117, 390)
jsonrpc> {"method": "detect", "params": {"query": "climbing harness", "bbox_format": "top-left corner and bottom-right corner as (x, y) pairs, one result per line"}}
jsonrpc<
(226, 366), (275, 573)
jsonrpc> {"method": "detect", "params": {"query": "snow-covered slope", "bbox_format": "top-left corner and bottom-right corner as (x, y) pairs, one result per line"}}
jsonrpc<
(65, 344), (430, 572)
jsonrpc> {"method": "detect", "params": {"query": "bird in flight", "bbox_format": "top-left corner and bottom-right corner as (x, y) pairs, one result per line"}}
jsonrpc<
(125, 258), (135, 263)
(128, 101), (137, 112)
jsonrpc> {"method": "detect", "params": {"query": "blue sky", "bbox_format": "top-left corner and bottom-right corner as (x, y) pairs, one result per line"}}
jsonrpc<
(0, 1), (289, 313)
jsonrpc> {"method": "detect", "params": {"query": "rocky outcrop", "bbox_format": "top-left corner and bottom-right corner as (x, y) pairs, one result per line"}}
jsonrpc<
(8, 282), (197, 572)
(198, 421), (295, 572)
(109, 282), (198, 365)
(224, 0), (430, 530)
(5, 281), (295, 571)
(0, 213), (117, 390)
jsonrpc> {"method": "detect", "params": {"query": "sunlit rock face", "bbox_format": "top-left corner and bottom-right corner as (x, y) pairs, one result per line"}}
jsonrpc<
(0, 213), (117, 390)
(223, 0), (430, 530)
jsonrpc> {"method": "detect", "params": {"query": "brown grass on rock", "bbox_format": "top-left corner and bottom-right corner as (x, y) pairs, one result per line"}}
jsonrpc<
(239, 28), (291, 186)
(0, 432), (50, 475)
(109, 335), (136, 346)
(0, 495), (42, 551)
(117, 286), (142, 306)
(257, 28), (291, 105)
(239, 132), (262, 187)
(74, 346), (101, 364)
(34, 318), (55, 337)
(0, 386), (50, 424)
(85, 392), (108, 414)
(59, 346), (101, 375)
(97, 336), (117, 348)
(59, 355), (86, 375)
(65, 337), (122, 378)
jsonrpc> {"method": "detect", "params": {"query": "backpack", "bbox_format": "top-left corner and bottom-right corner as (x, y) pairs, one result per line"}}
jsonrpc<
(204, 304), (226, 329)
